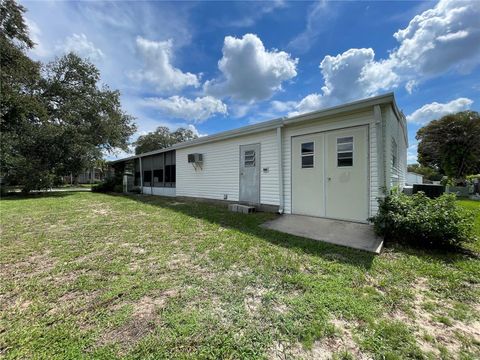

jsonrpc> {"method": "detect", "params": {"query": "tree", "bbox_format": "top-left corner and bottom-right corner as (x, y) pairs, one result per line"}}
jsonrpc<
(416, 111), (480, 181)
(407, 164), (442, 182)
(134, 126), (198, 155)
(0, 0), (45, 187)
(1, 0), (136, 192)
(40, 53), (136, 179)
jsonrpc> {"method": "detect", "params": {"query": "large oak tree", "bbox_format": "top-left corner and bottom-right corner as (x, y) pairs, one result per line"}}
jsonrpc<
(416, 111), (480, 181)
(134, 126), (198, 155)
(1, 0), (136, 192)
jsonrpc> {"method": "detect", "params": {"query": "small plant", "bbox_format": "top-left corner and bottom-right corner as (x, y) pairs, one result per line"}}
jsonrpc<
(370, 190), (475, 249)
(92, 175), (122, 193)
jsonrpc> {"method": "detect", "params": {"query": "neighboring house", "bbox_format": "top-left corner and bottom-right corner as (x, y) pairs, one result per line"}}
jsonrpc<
(406, 172), (424, 185)
(63, 168), (105, 184)
(111, 93), (407, 223)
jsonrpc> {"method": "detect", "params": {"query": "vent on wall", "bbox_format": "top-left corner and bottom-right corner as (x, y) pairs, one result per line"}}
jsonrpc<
(188, 153), (203, 171)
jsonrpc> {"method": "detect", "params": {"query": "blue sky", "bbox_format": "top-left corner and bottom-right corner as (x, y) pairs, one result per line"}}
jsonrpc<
(22, 0), (480, 162)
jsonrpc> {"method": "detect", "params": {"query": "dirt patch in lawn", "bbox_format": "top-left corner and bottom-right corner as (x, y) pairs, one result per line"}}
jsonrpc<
(244, 285), (270, 317)
(1, 251), (56, 281)
(97, 290), (178, 351)
(391, 278), (480, 356)
(269, 319), (368, 360)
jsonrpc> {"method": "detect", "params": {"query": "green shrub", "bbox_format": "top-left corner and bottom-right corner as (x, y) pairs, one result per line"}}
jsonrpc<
(92, 176), (122, 193)
(370, 190), (475, 248)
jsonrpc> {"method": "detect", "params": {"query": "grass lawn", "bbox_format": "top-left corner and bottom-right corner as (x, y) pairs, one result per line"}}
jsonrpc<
(1, 193), (479, 359)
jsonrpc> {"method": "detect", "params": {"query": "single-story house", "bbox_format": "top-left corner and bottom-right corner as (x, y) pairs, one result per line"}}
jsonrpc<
(110, 93), (407, 223)
(406, 172), (424, 185)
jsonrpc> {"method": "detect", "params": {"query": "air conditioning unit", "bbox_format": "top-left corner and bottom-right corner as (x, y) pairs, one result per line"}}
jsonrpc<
(187, 153), (203, 163)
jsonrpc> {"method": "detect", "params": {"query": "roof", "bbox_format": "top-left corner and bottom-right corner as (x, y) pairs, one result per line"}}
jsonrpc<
(110, 92), (403, 164)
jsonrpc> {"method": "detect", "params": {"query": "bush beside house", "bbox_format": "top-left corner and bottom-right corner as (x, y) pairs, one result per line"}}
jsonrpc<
(370, 191), (475, 249)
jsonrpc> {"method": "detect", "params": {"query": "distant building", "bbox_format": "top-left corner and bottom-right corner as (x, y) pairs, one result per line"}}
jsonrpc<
(406, 172), (424, 185)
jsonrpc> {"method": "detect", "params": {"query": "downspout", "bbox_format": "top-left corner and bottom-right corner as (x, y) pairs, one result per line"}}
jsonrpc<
(139, 157), (143, 194)
(276, 125), (284, 214)
(373, 105), (386, 193)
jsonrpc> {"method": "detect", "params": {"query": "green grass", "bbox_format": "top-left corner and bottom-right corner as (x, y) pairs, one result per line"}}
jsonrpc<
(1, 193), (479, 359)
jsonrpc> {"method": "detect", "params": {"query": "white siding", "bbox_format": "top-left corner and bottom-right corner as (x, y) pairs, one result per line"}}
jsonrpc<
(176, 130), (279, 205)
(142, 187), (176, 197)
(384, 105), (408, 190)
(369, 109), (379, 216)
(282, 109), (378, 216)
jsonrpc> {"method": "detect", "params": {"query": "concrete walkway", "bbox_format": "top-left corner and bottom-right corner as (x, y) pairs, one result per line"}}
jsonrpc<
(261, 215), (383, 254)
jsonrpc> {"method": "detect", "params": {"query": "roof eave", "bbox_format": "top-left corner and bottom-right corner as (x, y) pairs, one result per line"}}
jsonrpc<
(109, 92), (398, 164)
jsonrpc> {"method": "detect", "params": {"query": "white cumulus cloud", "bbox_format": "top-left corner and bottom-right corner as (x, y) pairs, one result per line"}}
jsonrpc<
(283, 0), (480, 117)
(186, 124), (208, 138)
(391, 0), (480, 76)
(142, 96), (227, 123)
(204, 33), (298, 102)
(406, 98), (473, 125)
(57, 33), (105, 61)
(131, 37), (200, 93)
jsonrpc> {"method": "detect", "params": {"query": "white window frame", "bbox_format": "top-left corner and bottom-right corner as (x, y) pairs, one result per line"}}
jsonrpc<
(244, 149), (256, 167)
(301, 141), (314, 169)
(391, 137), (398, 169)
(336, 136), (354, 168)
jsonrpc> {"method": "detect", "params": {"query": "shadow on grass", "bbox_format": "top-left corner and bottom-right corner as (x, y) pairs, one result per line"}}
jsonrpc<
(0, 191), (77, 201)
(109, 193), (377, 270)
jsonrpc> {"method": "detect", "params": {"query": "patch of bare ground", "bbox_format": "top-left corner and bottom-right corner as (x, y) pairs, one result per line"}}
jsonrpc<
(244, 285), (270, 317)
(391, 278), (480, 357)
(167, 253), (216, 281)
(47, 289), (102, 317)
(0, 251), (56, 281)
(209, 295), (230, 326)
(97, 290), (178, 350)
(91, 208), (111, 216)
(269, 320), (369, 360)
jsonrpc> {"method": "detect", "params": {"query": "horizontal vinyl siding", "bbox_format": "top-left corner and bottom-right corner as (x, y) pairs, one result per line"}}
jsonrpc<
(369, 114), (379, 216)
(282, 109), (376, 215)
(385, 106), (407, 190)
(176, 130), (279, 205)
(142, 187), (176, 197)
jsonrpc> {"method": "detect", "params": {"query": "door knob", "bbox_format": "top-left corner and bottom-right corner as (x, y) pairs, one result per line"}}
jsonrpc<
(328, 177), (332, 181)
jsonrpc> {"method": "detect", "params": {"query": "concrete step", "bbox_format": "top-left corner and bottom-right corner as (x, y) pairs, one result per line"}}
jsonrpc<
(228, 204), (256, 214)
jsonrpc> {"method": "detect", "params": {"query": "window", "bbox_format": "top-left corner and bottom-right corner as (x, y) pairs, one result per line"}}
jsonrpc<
(152, 154), (164, 187)
(143, 169), (152, 185)
(337, 136), (353, 167)
(134, 158), (141, 186)
(244, 150), (255, 167)
(391, 138), (398, 169)
(142, 157), (152, 186)
(164, 151), (176, 187)
(141, 151), (176, 188)
(301, 142), (314, 168)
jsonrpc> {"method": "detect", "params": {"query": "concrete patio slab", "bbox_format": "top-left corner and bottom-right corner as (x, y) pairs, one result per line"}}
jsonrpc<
(261, 215), (383, 254)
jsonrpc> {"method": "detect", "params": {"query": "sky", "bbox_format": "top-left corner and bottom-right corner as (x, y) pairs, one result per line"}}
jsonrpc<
(21, 0), (480, 163)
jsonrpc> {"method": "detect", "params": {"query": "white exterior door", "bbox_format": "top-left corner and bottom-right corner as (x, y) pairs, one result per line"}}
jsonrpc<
(325, 126), (368, 222)
(291, 125), (369, 222)
(292, 133), (325, 217)
(239, 143), (260, 205)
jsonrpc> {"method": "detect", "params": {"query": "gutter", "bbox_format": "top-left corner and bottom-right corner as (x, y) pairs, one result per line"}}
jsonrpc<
(276, 125), (284, 214)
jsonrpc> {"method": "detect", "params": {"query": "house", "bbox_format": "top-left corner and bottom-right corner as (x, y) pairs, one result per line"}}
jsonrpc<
(406, 172), (424, 185)
(110, 93), (407, 223)
(62, 167), (106, 185)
